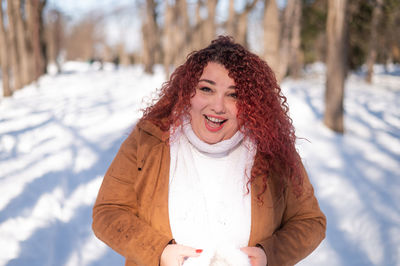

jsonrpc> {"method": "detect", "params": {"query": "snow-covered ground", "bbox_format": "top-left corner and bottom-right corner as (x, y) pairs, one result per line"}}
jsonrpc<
(0, 62), (399, 266)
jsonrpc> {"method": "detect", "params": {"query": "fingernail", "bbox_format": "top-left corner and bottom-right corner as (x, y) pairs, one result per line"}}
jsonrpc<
(196, 249), (203, 253)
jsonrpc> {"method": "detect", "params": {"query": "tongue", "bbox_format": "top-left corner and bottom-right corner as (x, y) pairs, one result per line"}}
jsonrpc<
(205, 117), (224, 132)
(208, 120), (220, 127)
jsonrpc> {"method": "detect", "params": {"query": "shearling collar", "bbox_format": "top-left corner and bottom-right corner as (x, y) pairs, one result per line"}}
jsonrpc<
(137, 119), (170, 142)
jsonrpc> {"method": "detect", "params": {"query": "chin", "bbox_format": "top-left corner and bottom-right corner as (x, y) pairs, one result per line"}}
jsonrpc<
(203, 136), (224, 144)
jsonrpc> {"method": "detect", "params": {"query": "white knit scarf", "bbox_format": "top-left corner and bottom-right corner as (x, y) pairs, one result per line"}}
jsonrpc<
(169, 120), (256, 266)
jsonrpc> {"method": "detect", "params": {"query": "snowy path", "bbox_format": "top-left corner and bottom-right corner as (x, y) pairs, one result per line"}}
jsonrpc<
(0, 63), (399, 266)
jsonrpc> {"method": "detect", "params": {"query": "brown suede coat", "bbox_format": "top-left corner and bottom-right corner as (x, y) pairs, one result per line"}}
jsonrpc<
(92, 119), (326, 266)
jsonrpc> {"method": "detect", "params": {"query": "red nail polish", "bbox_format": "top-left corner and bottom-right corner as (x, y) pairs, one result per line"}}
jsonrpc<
(196, 249), (203, 253)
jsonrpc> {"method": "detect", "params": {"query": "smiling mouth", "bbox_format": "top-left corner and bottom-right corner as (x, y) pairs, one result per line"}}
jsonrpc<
(204, 115), (227, 131)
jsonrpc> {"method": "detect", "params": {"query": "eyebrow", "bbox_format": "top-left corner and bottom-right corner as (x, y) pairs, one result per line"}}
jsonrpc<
(198, 79), (236, 89)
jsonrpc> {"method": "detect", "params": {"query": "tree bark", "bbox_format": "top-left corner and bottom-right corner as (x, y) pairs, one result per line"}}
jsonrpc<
(162, 0), (192, 77)
(7, 0), (22, 90)
(0, 1), (12, 97)
(172, 0), (190, 66)
(276, 0), (299, 82)
(263, 0), (280, 77)
(365, 0), (383, 84)
(142, 0), (160, 74)
(45, 9), (63, 73)
(178, 0), (190, 58)
(324, 0), (348, 133)
(13, 0), (31, 86)
(203, 0), (218, 45)
(226, 0), (258, 47)
(190, 0), (206, 52)
(163, 2), (175, 77)
(288, 0), (303, 79)
(27, 0), (47, 80)
(236, 0), (258, 47)
(226, 0), (235, 36)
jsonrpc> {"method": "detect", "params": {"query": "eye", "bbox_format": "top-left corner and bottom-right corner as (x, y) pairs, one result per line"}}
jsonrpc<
(228, 92), (238, 99)
(199, 86), (212, 92)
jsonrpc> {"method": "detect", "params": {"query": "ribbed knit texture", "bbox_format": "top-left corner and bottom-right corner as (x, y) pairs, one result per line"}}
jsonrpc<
(169, 121), (256, 265)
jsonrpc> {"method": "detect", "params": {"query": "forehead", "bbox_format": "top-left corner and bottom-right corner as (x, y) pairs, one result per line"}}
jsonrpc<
(199, 62), (235, 86)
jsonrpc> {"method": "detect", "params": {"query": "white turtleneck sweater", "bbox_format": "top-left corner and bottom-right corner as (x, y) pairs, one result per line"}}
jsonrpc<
(168, 121), (256, 266)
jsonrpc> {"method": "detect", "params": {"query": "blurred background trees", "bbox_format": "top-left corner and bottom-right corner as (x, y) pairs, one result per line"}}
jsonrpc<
(0, 0), (399, 132)
(0, 0), (46, 96)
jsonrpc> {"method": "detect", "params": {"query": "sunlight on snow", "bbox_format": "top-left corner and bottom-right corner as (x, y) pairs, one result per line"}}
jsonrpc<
(0, 62), (399, 265)
(0, 176), (103, 263)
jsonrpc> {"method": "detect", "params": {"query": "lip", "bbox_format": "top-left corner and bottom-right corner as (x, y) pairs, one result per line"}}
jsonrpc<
(205, 114), (226, 120)
(203, 114), (226, 132)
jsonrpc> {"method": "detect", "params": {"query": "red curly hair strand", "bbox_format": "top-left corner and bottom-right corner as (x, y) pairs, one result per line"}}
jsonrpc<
(141, 36), (303, 199)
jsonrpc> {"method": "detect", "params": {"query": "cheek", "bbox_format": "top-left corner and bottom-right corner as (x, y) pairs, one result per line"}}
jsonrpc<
(190, 95), (207, 113)
(228, 104), (240, 128)
(228, 102), (238, 117)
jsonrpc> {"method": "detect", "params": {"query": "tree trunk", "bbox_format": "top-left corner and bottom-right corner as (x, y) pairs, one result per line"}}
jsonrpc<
(226, 0), (235, 36)
(225, 0), (258, 47)
(7, 0), (22, 90)
(28, 0), (47, 80)
(288, 0), (303, 79)
(46, 9), (63, 73)
(14, 0), (31, 85)
(190, 0), (205, 52)
(324, 0), (348, 133)
(162, 0), (192, 77)
(365, 0), (383, 84)
(172, 0), (190, 67)
(25, 0), (36, 81)
(0, 1), (12, 97)
(276, 0), (298, 82)
(142, 0), (160, 74)
(163, 2), (174, 77)
(178, 0), (190, 60)
(236, 1), (258, 47)
(203, 0), (218, 45)
(263, 0), (280, 77)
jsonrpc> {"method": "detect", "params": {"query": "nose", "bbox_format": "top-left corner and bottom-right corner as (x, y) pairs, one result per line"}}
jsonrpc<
(211, 95), (226, 114)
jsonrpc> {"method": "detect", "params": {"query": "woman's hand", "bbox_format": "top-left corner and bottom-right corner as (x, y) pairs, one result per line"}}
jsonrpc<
(241, 246), (268, 266)
(160, 244), (202, 266)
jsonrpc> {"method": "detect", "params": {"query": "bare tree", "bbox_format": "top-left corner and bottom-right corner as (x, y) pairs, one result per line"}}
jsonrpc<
(324, 0), (348, 133)
(288, 0), (302, 79)
(176, 0), (190, 63)
(162, 0), (219, 77)
(27, 0), (47, 80)
(13, 0), (31, 86)
(227, 0), (235, 35)
(141, 0), (161, 74)
(189, 1), (207, 54)
(45, 8), (64, 73)
(185, 0), (218, 53)
(203, 0), (218, 43)
(226, 0), (258, 47)
(64, 15), (104, 61)
(7, 0), (22, 90)
(163, 1), (177, 77)
(275, 0), (303, 82)
(0, 0), (12, 97)
(365, 0), (383, 83)
(263, 0), (280, 76)
(163, 0), (192, 76)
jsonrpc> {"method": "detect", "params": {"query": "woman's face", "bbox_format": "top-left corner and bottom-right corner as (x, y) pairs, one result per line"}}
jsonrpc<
(189, 62), (239, 144)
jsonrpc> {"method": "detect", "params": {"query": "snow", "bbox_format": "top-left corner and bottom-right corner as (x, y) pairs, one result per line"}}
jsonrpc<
(0, 62), (399, 266)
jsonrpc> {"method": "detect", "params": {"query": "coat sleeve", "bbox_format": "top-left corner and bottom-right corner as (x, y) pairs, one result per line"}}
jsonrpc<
(259, 163), (326, 266)
(92, 127), (172, 266)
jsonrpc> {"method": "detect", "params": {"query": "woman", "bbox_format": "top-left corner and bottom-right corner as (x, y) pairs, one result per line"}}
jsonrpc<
(92, 36), (326, 266)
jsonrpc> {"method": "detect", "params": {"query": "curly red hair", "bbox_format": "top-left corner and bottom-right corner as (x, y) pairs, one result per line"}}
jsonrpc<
(142, 36), (303, 198)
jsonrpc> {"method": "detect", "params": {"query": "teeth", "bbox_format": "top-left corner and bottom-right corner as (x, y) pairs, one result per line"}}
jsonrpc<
(206, 116), (225, 123)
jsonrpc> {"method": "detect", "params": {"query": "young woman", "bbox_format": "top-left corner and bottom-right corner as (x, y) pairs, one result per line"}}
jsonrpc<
(92, 36), (326, 266)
